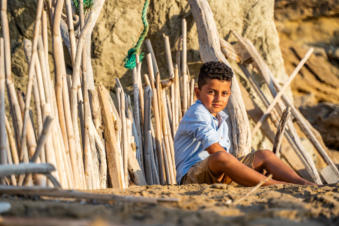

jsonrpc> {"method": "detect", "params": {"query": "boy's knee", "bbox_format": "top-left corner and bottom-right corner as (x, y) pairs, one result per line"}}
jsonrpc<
(209, 151), (235, 165)
(255, 149), (275, 161)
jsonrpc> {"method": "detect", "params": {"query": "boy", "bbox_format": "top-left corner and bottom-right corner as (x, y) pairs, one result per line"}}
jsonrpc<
(174, 61), (315, 186)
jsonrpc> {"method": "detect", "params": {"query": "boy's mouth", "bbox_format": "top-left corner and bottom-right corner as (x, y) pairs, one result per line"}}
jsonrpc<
(212, 104), (222, 108)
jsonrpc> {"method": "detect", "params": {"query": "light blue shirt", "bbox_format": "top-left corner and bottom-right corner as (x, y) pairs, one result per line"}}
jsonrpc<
(174, 100), (231, 184)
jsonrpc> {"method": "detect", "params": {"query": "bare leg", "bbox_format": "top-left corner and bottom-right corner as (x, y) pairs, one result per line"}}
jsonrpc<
(208, 151), (284, 186)
(253, 150), (316, 185)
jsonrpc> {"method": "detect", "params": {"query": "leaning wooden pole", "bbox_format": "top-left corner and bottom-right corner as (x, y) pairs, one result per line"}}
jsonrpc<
(1, 0), (23, 152)
(188, 0), (251, 157)
(0, 38), (7, 165)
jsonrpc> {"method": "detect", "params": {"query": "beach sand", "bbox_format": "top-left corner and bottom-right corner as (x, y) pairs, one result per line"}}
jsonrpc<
(1, 182), (338, 226)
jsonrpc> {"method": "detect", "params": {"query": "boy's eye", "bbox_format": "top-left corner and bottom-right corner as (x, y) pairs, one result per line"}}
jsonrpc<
(208, 90), (214, 94)
(222, 92), (229, 96)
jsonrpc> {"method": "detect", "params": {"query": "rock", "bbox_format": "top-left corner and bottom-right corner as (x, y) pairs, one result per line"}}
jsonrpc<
(280, 42), (339, 106)
(300, 103), (339, 150)
(7, 0), (290, 91)
(275, 0), (339, 106)
(275, 0), (339, 21)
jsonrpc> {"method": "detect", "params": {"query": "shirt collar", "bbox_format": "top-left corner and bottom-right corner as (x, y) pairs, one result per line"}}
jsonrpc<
(195, 100), (229, 121)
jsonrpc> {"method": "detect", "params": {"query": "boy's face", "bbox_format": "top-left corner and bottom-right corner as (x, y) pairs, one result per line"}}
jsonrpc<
(195, 78), (231, 117)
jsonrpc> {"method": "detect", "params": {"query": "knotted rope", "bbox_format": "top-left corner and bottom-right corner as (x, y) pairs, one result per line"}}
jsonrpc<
(123, 0), (150, 69)
(72, 0), (93, 10)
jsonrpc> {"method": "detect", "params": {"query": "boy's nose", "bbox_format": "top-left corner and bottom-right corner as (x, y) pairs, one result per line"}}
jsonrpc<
(214, 93), (221, 101)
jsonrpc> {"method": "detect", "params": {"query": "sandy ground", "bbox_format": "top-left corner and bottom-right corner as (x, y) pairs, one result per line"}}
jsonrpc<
(1, 182), (338, 226)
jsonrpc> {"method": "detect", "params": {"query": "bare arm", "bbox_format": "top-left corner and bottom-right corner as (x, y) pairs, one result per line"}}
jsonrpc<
(205, 142), (226, 154)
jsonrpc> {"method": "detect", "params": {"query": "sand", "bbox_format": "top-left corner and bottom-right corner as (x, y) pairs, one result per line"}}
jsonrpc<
(1, 183), (338, 226)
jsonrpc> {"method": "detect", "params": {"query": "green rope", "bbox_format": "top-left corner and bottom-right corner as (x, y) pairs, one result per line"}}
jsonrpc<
(72, 0), (93, 11)
(124, 0), (150, 69)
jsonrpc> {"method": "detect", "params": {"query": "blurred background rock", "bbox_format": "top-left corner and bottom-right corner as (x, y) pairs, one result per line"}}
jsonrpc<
(5, 0), (339, 153)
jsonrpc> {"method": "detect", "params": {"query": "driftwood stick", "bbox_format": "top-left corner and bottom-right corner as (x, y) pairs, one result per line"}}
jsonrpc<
(88, 119), (107, 188)
(82, 40), (96, 189)
(163, 34), (176, 133)
(30, 116), (53, 163)
(163, 34), (174, 78)
(17, 92), (35, 160)
(0, 186), (179, 204)
(0, 38), (7, 165)
(5, 144), (17, 185)
(188, 0), (251, 157)
(70, 0), (106, 141)
(64, 0), (77, 64)
(42, 7), (48, 65)
(136, 56), (144, 135)
(232, 174), (272, 205)
(45, 174), (61, 188)
(157, 77), (171, 184)
(1, 0), (23, 153)
(146, 39), (159, 75)
(181, 19), (188, 114)
(190, 78), (195, 106)
(119, 90), (129, 187)
(234, 32), (322, 184)
(146, 54), (166, 184)
(162, 91), (176, 184)
(126, 97), (146, 185)
(132, 67), (143, 171)
(52, 0), (69, 155)
(220, 38), (242, 63)
(0, 163), (55, 177)
(24, 39), (44, 137)
(252, 48), (313, 135)
(273, 107), (290, 157)
(20, 0), (44, 163)
(5, 117), (19, 165)
(143, 86), (154, 184)
(271, 77), (339, 178)
(98, 85), (124, 189)
(173, 65), (180, 133)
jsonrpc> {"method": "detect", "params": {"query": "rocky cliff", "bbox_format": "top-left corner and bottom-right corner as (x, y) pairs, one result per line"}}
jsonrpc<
(8, 0), (288, 89)
(5, 0), (339, 151)
(275, 0), (339, 106)
(275, 0), (339, 150)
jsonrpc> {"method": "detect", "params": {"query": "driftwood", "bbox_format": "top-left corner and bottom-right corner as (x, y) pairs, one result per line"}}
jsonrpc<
(132, 67), (143, 171)
(181, 19), (188, 114)
(5, 117), (18, 165)
(232, 174), (272, 205)
(98, 85), (124, 189)
(0, 186), (179, 204)
(30, 116), (53, 163)
(146, 54), (166, 184)
(252, 48), (314, 135)
(188, 0), (251, 157)
(0, 163), (60, 188)
(1, 0), (23, 154)
(0, 38), (7, 165)
(232, 32), (325, 184)
(273, 107), (290, 158)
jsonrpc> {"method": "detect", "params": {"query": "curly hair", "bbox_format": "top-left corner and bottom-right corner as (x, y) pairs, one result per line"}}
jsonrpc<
(198, 61), (233, 88)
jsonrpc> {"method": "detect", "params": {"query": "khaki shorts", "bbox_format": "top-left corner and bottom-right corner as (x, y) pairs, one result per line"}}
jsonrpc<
(180, 152), (255, 185)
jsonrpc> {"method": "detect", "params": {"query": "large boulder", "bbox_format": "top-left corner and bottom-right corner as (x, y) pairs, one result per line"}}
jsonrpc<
(93, 0), (289, 89)
(7, 0), (289, 91)
(300, 103), (339, 151)
(275, 0), (339, 106)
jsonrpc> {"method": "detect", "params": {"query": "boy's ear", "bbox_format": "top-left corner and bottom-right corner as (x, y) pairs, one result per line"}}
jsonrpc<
(194, 87), (200, 99)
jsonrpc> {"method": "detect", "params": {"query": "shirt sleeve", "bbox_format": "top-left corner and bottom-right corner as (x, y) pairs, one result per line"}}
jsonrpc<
(180, 108), (220, 151)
